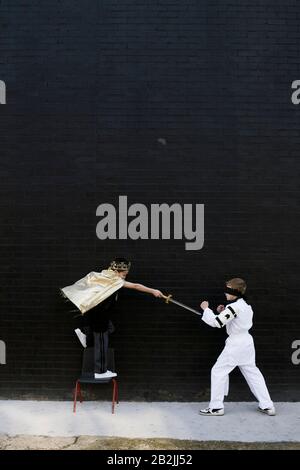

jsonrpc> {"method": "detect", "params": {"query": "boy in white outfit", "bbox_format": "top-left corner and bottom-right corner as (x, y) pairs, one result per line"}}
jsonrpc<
(199, 278), (275, 416)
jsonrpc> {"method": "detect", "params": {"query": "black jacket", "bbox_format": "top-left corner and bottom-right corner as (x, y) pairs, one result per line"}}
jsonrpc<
(83, 291), (120, 332)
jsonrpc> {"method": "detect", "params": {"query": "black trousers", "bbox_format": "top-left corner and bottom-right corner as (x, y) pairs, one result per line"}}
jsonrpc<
(65, 295), (115, 374)
(81, 321), (115, 374)
(93, 331), (109, 373)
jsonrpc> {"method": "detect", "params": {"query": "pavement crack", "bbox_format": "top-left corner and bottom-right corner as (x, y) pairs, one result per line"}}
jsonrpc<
(60, 436), (79, 450)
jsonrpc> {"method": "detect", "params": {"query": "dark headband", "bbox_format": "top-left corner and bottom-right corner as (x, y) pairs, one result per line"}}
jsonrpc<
(224, 286), (243, 297)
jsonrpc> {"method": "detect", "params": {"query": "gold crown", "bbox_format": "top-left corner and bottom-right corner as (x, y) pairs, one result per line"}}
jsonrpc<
(109, 260), (131, 271)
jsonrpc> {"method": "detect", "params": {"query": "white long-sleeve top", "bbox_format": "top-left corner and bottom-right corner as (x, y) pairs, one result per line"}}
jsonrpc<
(202, 298), (253, 336)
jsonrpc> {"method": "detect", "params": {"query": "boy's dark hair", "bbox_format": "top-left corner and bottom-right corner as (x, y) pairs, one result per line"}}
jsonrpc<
(109, 257), (131, 272)
(226, 278), (247, 295)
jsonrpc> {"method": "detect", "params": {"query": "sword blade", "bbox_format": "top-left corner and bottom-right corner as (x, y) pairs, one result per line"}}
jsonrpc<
(168, 298), (203, 317)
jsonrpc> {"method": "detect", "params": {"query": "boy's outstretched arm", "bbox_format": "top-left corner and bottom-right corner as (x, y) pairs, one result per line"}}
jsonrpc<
(123, 281), (163, 298)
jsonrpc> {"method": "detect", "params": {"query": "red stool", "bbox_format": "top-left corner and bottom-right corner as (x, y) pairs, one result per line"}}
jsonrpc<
(73, 377), (119, 414)
(73, 347), (119, 414)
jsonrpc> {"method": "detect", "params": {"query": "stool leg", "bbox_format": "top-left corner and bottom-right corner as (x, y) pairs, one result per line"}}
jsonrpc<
(78, 382), (83, 403)
(112, 379), (117, 414)
(73, 380), (79, 413)
(115, 380), (119, 404)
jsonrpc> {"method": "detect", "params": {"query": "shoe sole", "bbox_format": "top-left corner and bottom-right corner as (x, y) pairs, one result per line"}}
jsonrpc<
(199, 412), (224, 416)
(258, 408), (276, 416)
(94, 375), (117, 379)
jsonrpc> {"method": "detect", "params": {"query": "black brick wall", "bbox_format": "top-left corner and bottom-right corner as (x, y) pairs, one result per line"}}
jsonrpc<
(0, 1), (299, 400)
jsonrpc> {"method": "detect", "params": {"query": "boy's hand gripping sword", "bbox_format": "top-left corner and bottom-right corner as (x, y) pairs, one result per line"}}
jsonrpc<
(161, 294), (203, 317)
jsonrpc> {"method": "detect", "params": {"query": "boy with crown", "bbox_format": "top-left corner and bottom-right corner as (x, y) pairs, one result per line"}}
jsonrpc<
(61, 258), (163, 379)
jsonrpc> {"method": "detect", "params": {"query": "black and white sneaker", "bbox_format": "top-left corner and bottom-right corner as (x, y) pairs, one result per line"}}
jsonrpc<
(94, 371), (117, 379)
(199, 407), (224, 416)
(258, 406), (276, 416)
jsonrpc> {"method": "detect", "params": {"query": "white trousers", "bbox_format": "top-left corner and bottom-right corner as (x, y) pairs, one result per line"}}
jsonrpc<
(209, 334), (273, 409)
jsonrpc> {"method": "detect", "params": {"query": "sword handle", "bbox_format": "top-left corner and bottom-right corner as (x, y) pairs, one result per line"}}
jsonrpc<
(161, 294), (172, 304)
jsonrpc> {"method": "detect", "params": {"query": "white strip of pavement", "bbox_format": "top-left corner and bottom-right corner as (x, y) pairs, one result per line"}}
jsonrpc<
(0, 401), (299, 442)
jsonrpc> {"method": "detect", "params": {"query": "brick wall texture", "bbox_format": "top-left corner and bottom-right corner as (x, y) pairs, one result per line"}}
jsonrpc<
(0, 1), (299, 400)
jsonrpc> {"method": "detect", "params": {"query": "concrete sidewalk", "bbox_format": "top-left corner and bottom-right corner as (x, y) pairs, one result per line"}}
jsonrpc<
(0, 401), (299, 443)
